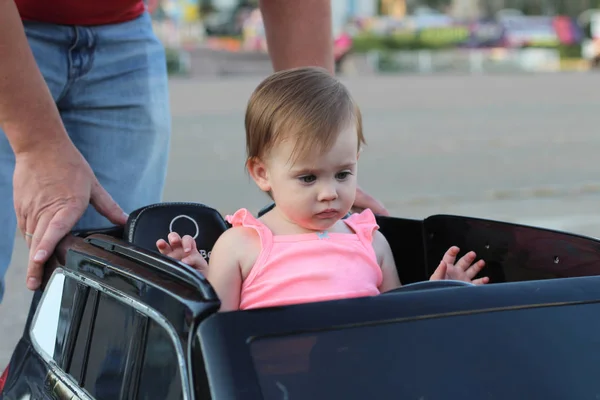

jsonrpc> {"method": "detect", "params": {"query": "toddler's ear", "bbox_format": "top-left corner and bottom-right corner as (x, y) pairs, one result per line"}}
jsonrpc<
(247, 157), (271, 193)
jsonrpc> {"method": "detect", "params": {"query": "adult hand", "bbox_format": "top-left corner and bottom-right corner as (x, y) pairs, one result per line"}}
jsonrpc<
(352, 185), (389, 216)
(13, 144), (128, 291)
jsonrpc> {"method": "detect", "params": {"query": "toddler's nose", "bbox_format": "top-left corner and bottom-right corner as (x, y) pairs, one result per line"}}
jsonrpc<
(318, 185), (338, 202)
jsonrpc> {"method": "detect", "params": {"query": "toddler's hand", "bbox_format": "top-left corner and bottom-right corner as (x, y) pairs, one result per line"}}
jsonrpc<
(156, 232), (208, 274)
(430, 246), (489, 285)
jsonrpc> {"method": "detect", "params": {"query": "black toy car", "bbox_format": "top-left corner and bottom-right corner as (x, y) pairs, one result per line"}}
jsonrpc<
(2, 201), (600, 400)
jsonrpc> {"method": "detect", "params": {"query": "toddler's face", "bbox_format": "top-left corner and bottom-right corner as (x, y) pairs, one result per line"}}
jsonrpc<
(257, 123), (359, 231)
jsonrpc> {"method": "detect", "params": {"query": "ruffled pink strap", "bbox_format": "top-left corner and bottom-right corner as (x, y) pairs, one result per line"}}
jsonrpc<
(225, 208), (273, 285)
(225, 208), (273, 244)
(344, 209), (380, 243)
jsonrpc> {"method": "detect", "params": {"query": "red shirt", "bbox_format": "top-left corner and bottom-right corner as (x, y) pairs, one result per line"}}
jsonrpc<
(15, 0), (148, 26)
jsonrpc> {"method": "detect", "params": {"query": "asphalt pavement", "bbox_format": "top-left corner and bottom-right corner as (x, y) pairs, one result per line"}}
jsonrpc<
(2, 71), (600, 367)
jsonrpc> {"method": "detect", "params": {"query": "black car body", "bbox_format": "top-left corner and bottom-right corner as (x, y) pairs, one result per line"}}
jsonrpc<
(2, 201), (600, 400)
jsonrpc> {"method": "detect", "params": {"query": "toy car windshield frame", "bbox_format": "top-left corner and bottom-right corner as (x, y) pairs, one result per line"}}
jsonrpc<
(197, 276), (600, 399)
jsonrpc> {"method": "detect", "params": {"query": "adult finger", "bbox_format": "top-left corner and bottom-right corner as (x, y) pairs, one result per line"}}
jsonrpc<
(354, 186), (390, 216)
(27, 211), (53, 258)
(90, 181), (128, 226)
(369, 201), (390, 217)
(24, 232), (33, 248)
(23, 212), (53, 289)
(15, 207), (27, 241)
(21, 217), (33, 248)
(15, 201), (32, 247)
(26, 207), (83, 290)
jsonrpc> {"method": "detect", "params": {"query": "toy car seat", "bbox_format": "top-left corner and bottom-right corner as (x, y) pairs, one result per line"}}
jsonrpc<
(123, 202), (229, 263)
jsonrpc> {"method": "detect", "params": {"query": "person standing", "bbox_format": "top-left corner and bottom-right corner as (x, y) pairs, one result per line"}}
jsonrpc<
(0, 0), (388, 303)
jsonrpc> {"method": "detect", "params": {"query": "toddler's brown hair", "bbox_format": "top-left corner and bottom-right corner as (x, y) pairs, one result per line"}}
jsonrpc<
(245, 66), (364, 166)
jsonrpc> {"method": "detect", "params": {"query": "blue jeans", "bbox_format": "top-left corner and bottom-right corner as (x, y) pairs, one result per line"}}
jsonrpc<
(0, 12), (171, 303)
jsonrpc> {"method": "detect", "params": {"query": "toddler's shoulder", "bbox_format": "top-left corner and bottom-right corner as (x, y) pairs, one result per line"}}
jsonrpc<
(216, 222), (261, 248)
(371, 229), (391, 250)
(216, 208), (267, 250)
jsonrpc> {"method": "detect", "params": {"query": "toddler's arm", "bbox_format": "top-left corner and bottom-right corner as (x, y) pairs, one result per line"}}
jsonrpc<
(203, 229), (244, 312)
(157, 229), (244, 312)
(372, 231), (402, 292)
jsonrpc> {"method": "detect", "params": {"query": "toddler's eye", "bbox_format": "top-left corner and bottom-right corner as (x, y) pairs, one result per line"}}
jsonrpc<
(299, 175), (316, 183)
(336, 171), (351, 180)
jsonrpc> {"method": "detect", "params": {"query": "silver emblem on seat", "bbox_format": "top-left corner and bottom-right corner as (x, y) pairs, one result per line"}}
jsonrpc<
(169, 214), (200, 239)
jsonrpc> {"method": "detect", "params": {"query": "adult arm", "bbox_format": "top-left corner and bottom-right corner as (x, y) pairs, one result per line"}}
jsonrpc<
(258, 0), (335, 74)
(0, 0), (126, 290)
(0, 0), (69, 155)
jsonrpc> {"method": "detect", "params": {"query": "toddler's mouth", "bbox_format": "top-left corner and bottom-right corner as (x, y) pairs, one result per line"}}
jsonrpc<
(316, 209), (338, 219)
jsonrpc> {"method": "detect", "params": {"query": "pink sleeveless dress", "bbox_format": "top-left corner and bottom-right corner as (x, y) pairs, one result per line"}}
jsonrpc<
(225, 208), (383, 310)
